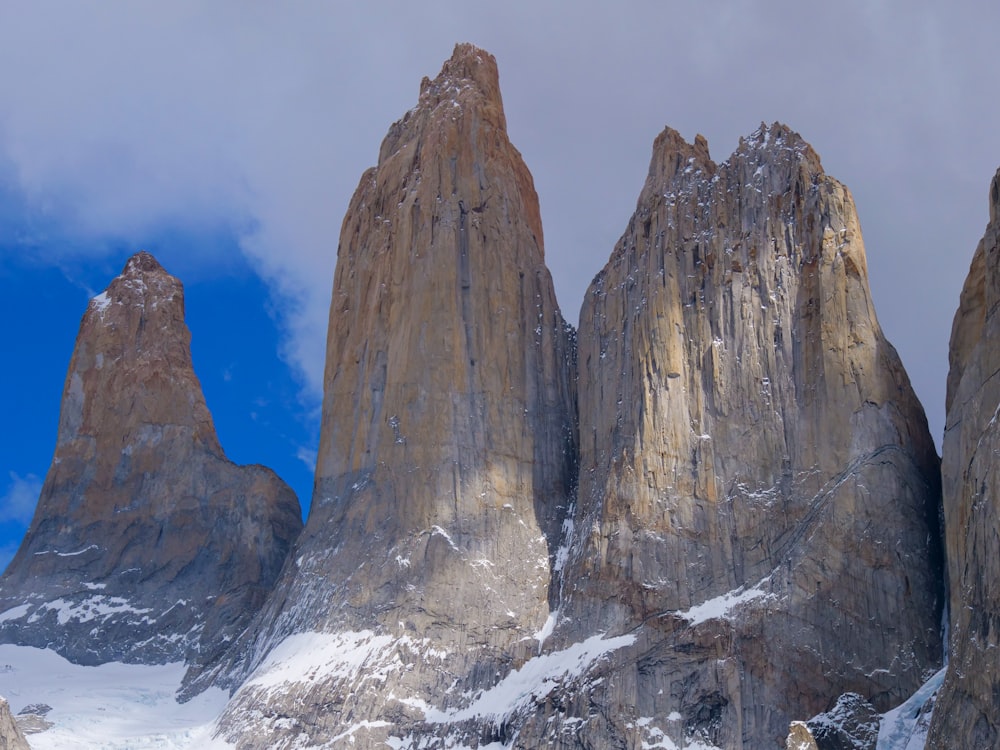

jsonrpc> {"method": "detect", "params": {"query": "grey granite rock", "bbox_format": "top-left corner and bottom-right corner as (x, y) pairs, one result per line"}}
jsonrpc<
(522, 124), (944, 748)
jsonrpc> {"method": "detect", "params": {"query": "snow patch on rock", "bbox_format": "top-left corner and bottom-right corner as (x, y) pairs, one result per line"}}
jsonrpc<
(397, 632), (635, 728)
(677, 577), (773, 625)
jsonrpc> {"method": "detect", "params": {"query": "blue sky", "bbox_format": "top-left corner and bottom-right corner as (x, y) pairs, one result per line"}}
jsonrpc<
(1, 1), (998, 571)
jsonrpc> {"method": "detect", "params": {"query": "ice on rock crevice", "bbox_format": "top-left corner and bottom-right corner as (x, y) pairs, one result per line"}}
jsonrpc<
(675, 576), (774, 626)
(876, 667), (946, 750)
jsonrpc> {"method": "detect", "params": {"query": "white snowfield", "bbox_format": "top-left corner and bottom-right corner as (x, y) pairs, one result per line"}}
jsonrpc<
(0, 639), (941, 749)
(0, 644), (230, 749)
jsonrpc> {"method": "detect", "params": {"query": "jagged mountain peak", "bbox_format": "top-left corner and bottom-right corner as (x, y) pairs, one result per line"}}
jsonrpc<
(0, 251), (302, 680)
(559, 116), (942, 747)
(734, 121), (824, 185)
(378, 43), (508, 171)
(372, 42), (545, 249)
(73, 251), (220, 456)
(418, 42), (503, 119)
(649, 121), (820, 189)
(122, 248), (164, 274)
(209, 44), (577, 748)
(91, 251), (176, 313)
(645, 126), (715, 189)
(742, 120), (818, 154)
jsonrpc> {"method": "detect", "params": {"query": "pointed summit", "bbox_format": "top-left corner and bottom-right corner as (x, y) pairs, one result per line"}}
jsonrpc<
(0, 252), (302, 682)
(645, 125), (715, 188)
(67, 250), (221, 456)
(418, 42), (504, 120)
(122, 248), (163, 272)
(374, 43), (542, 242)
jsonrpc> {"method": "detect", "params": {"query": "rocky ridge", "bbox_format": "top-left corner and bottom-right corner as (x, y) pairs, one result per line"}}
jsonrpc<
(0, 252), (302, 682)
(926, 167), (1000, 748)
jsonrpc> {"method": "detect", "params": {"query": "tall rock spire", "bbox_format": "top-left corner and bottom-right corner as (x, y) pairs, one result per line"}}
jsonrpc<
(523, 124), (944, 748)
(0, 252), (302, 682)
(927, 167), (1000, 749)
(213, 43), (577, 748)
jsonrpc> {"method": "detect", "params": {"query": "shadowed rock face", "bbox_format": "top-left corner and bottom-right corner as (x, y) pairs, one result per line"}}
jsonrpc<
(0, 252), (301, 681)
(927, 167), (1000, 749)
(212, 44), (577, 747)
(514, 125), (944, 749)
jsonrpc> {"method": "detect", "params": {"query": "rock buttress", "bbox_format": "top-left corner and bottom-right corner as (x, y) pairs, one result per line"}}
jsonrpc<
(515, 125), (944, 749)
(212, 44), (577, 749)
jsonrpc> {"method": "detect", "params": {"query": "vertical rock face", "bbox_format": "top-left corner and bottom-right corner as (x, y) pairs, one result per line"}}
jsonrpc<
(518, 125), (943, 748)
(927, 167), (1000, 749)
(0, 697), (30, 750)
(0, 252), (302, 680)
(213, 44), (577, 748)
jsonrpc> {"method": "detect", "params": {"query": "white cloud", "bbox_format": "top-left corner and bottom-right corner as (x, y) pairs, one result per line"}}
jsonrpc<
(0, 471), (42, 525)
(0, 1), (997, 441)
(0, 2), (390, 400)
(296, 447), (318, 474)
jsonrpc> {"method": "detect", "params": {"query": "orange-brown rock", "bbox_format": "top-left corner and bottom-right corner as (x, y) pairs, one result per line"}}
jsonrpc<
(0, 252), (302, 682)
(213, 44), (577, 748)
(927, 167), (1000, 748)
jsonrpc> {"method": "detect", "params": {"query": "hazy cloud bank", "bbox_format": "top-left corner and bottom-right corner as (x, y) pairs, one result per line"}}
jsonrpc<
(0, 1), (997, 441)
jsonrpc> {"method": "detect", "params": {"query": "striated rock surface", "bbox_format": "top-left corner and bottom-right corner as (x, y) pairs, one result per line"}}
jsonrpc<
(0, 252), (302, 682)
(511, 124), (944, 748)
(927, 167), (1000, 748)
(211, 44), (577, 747)
(0, 697), (30, 750)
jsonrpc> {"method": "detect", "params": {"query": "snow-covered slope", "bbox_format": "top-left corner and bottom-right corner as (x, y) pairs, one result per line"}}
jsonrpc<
(0, 640), (947, 750)
(878, 668), (946, 750)
(0, 644), (230, 749)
